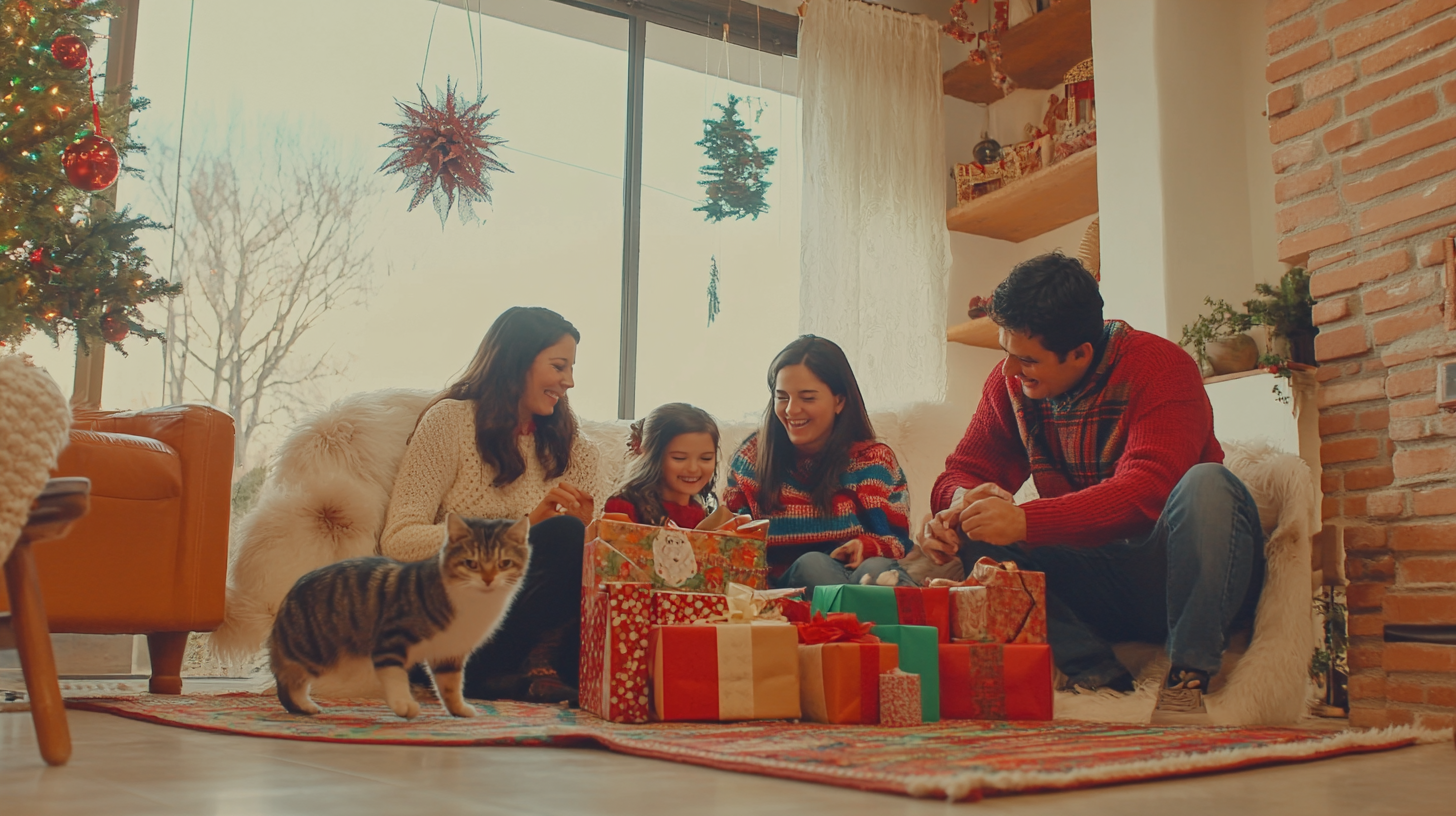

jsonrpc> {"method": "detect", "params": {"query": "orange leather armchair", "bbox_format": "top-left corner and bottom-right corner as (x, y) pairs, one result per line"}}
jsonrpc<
(0, 404), (234, 693)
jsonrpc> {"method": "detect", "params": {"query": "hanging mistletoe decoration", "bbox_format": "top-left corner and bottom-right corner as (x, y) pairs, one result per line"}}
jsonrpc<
(707, 256), (721, 327)
(378, 79), (510, 227)
(695, 94), (777, 223)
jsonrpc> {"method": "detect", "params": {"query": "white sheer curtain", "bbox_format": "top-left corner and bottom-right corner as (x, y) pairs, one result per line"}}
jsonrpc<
(798, 0), (952, 410)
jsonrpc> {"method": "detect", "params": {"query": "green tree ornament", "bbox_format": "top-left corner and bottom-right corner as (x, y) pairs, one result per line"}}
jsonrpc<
(695, 95), (777, 223)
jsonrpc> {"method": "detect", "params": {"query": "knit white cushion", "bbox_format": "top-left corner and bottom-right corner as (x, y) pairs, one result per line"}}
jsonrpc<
(0, 355), (71, 564)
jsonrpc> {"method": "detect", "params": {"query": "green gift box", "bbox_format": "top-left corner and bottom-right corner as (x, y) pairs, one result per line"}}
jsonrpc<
(870, 624), (940, 722)
(811, 584), (898, 626)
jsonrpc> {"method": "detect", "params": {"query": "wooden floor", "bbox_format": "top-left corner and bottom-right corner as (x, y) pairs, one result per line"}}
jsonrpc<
(2, 708), (1454, 815)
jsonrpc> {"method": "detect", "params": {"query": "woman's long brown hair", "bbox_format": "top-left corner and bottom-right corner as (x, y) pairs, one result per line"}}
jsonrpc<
(755, 335), (875, 514)
(417, 306), (581, 487)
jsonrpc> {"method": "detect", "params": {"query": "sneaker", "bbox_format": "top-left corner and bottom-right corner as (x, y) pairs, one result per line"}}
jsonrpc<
(1156, 667), (1209, 713)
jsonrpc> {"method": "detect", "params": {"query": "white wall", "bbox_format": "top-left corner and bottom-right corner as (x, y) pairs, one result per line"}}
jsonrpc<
(1092, 0), (1282, 342)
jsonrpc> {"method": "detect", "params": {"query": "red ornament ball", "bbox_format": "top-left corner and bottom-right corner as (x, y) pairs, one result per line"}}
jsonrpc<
(50, 35), (88, 70)
(100, 311), (130, 343)
(61, 134), (120, 192)
(28, 247), (48, 269)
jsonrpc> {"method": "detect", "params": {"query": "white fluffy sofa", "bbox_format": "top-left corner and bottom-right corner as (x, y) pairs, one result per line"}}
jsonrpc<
(213, 388), (1317, 725)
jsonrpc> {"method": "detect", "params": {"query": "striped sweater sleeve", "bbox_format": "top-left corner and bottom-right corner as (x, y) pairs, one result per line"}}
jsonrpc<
(843, 442), (913, 559)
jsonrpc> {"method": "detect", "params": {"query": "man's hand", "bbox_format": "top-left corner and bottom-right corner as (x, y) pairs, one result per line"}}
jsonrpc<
(920, 515), (960, 565)
(830, 538), (865, 569)
(959, 497), (1026, 546)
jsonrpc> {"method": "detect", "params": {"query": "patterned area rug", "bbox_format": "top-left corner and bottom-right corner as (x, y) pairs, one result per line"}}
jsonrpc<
(68, 694), (1434, 802)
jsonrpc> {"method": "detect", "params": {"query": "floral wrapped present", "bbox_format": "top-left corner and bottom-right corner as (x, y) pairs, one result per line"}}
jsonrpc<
(798, 640), (899, 724)
(947, 558), (1047, 644)
(811, 585), (950, 642)
(580, 582), (652, 724)
(879, 669), (922, 727)
(583, 518), (768, 594)
(870, 624), (940, 723)
(649, 621), (801, 721)
(938, 642), (1054, 721)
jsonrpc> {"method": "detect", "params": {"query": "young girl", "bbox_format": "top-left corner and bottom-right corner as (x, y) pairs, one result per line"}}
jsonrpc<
(605, 403), (719, 528)
(724, 335), (915, 594)
(381, 306), (601, 704)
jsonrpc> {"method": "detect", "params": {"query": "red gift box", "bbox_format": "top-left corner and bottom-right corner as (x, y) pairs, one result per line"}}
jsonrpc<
(650, 623), (801, 721)
(894, 586), (951, 643)
(948, 558), (1047, 644)
(580, 582), (652, 723)
(651, 590), (728, 626)
(938, 642), (1054, 721)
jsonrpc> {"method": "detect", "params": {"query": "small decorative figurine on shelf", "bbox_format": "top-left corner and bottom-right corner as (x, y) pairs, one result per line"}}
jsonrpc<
(1054, 58), (1097, 161)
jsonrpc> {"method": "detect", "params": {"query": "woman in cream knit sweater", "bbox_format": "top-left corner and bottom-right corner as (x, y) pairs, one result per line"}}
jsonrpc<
(381, 306), (601, 703)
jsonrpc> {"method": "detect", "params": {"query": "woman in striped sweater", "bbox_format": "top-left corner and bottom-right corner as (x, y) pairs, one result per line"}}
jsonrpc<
(724, 336), (915, 594)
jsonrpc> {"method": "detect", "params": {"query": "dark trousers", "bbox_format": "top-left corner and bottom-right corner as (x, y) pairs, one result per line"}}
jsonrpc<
(462, 514), (584, 698)
(958, 464), (1266, 688)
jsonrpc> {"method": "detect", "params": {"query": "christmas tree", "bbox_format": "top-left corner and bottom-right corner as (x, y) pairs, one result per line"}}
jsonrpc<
(695, 94), (777, 223)
(0, 0), (176, 352)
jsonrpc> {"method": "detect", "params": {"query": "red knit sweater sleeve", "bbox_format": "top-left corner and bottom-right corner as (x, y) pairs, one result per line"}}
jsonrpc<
(1020, 339), (1219, 548)
(602, 496), (640, 523)
(931, 361), (1031, 513)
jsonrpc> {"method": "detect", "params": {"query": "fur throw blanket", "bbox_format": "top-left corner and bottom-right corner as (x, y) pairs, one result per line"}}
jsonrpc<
(0, 356), (71, 564)
(214, 389), (1318, 726)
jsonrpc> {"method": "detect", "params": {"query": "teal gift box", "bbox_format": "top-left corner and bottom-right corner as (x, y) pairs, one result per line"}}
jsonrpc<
(870, 624), (940, 722)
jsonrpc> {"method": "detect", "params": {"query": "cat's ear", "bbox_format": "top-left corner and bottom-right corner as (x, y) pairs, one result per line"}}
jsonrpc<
(508, 516), (530, 546)
(446, 512), (471, 542)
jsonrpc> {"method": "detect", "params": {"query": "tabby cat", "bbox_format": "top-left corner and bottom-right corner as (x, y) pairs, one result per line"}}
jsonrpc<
(269, 513), (529, 719)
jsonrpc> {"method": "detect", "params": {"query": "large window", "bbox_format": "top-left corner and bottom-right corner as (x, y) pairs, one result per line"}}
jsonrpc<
(636, 24), (801, 423)
(20, 0), (800, 470)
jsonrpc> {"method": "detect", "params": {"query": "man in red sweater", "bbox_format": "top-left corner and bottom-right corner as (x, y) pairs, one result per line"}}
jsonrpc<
(924, 253), (1264, 706)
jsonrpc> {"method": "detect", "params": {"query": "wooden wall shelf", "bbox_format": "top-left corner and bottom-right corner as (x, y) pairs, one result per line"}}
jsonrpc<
(947, 316), (1000, 349)
(943, 0), (1093, 104)
(946, 146), (1098, 242)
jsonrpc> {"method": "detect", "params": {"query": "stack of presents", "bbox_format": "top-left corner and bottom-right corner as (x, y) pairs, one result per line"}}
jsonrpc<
(580, 516), (1054, 726)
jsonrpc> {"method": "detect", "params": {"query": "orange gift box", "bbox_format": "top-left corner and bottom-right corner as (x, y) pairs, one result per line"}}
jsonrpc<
(650, 623), (801, 721)
(798, 641), (900, 724)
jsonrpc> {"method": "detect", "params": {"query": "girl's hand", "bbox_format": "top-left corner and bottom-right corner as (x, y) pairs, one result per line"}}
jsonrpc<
(830, 538), (865, 569)
(717, 513), (753, 532)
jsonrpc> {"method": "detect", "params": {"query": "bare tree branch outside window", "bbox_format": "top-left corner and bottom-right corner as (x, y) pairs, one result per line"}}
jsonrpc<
(149, 127), (382, 469)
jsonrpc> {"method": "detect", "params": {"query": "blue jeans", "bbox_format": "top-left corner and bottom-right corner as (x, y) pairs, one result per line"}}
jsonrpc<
(958, 463), (1265, 688)
(773, 552), (917, 597)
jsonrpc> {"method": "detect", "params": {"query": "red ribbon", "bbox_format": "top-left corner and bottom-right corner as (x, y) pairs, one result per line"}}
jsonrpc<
(795, 612), (880, 645)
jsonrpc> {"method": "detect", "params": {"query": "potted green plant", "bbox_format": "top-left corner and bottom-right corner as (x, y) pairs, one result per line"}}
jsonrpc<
(1244, 267), (1317, 366)
(1180, 297), (1258, 375)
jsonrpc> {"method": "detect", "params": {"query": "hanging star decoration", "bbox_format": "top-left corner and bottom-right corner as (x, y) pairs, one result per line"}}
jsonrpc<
(378, 78), (510, 226)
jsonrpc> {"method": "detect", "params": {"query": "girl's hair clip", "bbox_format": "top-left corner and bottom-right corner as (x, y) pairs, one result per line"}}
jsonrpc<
(627, 418), (645, 456)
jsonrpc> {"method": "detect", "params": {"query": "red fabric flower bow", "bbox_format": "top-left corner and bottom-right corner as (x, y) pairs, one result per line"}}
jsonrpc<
(795, 612), (880, 645)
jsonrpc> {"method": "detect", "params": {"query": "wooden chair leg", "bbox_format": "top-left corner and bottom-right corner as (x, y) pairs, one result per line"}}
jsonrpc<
(4, 539), (72, 766)
(147, 631), (189, 694)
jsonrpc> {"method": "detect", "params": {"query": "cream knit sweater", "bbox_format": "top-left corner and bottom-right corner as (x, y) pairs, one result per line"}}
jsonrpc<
(380, 398), (603, 562)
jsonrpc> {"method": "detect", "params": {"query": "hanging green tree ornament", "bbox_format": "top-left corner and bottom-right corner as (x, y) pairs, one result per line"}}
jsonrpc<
(695, 94), (777, 223)
(0, 0), (178, 352)
(706, 256), (721, 327)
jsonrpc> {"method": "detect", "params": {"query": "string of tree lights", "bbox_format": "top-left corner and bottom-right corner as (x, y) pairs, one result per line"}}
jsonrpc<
(0, 0), (177, 352)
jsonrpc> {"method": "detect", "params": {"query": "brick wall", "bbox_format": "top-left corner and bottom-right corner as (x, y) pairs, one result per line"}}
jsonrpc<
(1265, 0), (1456, 730)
